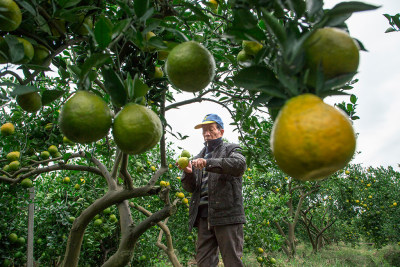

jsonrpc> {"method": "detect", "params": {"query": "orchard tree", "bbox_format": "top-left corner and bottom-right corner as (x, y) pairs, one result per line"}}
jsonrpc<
(0, 0), (380, 266)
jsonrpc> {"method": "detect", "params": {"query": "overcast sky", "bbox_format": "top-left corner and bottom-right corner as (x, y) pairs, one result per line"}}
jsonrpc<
(165, 0), (400, 171)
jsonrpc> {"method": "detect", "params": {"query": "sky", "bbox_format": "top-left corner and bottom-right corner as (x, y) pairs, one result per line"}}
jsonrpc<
(165, 0), (400, 171)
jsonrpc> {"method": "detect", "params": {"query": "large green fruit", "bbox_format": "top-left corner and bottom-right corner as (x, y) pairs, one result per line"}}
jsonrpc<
(16, 92), (42, 113)
(0, 0), (22, 31)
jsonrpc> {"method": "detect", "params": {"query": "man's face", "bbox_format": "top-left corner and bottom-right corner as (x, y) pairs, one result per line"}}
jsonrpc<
(202, 123), (224, 141)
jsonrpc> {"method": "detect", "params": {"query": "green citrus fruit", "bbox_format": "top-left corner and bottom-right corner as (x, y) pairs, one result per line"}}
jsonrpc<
(59, 91), (112, 144)
(153, 66), (163, 78)
(304, 27), (359, 85)
(48, 145), (58, 156)
(112, 103), (162, 154)
(181, 150), (191, 158)
(21, 178), (33, 188)
(237, 50), (252, 63)
(74, 184), (80, 190)
(166, 41), (215, 92)
(3, 165), (10, 172)
(94, 218), (103, 226)
(8, 160), (20, 171)
(8, 233), (18, 243)
(73, 15), (93, 36)
(0, 0), (22, 31)
(15, 37), (34, 64)
(17, 236), (25, 245)
(63, 177), (70, 183)
(103, 208), (111, 214)
(270, 257), (277, 264)
(16, 92), (42, 113)
(109, 214), (117, 222)
(270, 94), (356, 181)
(177, 157), (189, 169)
(6, 151), (20, 162)
(50, 19), (66, 37)
(0, 36), (8, 63)
(158, 50), (169, 60)
(0, 122), (14, 135)
(31, 45), (50, 66)
(242, 40), (263, 56)
(68, 216), (75, 223)
(40, 151), (50, 159)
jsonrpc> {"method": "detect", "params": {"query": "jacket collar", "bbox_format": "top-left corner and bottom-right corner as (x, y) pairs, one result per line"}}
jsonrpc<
(204, 137), (223, 153)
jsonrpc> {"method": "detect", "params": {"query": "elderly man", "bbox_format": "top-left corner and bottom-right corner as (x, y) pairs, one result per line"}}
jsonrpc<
(177, 114), (247, 267)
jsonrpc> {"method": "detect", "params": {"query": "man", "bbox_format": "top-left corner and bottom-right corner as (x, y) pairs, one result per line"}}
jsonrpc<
(177, 114), (247, 267)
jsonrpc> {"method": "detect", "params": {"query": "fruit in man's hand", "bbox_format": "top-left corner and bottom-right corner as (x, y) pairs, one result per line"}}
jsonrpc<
(1, 122), (15, 136)
(181, 150), (191, 158)
(16, 92), (42, 113)
(112, 103), (163, 154)
(59, 91), (112, 144)
(166, 41), (215, 92)
(7, 151), (20, 162)
(0, 0), (22, 31)
(304, 27), (359, 85)
(177, 157), (189, 169)
(270, 94), (356, 181)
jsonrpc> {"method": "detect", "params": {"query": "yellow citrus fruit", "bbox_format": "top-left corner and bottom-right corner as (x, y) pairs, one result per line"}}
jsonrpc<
(63, 177), (70, 183)
(237, 50), (252, 64)
(160, 181), (167, 187)
(8, 160), (20, 171)
(59, 91), (112, 144)
(177, 157), (189, 169)
(40, 151), (50, 159)
(270, 94), (356, 181)
(166, 41), (215, 92)
(112, 103), (162, 155)
(1, 122), (15, 136)
(207, 0), (218, 11)
(16, 92), (42, 113)
(257, 247), (264, 254)
(145, 31), (156, 41)
(242, 40), (263, 56)
(182, 198), (189, 204)
(6, 151), (20, 162)
(181, 150), (191, 158)
(0, 0), (22, 31)
(151, 166), (156, 171)
(21, 178), (33, 188)
(74, 184), (80, 190)
(48, 145), (58, 156)
(93, 219), (102, 226)
(304, 27), (359, 84)
(31, 45), (50, 66)
(153, 66), (163, 78)
(15, 37), (34, 64)
(177, 192), (185, 199)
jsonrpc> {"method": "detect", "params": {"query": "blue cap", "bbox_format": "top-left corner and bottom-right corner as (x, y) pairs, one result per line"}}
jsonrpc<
(194, 114), (224, 129)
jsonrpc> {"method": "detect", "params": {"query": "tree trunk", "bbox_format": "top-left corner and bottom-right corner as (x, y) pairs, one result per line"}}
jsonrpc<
(27, 187), (35, 267)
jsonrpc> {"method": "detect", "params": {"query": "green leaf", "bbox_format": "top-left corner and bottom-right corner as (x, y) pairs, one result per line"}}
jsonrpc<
(94, 16), (113, 49)
(306, 0), (323, 18)
(226, 9), (265, 41)
(4, 36), (24, 63)
(232, 66), (278, 90)
(58, 0), (82, 8)
(323, 72), (357, 90)
(132, 74), (150, 99)
(134, 0), (149, 18)
(7, 84), (39, 97)
(328, 2), (380, 16)
(147, 36), (168, 49)
(125, 73), (134, 100)
(63, 153), (71, 162)
(41, 90), (66, 106)
(350, 94), (357, 104)
(79, 53), (111, 81)
(101, 66), (127, 108)
(261, 8), (287, 46)
(182, 2), (211, 27)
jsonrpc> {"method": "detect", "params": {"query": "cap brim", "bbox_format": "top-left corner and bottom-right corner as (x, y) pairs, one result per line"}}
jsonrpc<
(194, 121), (216, 129)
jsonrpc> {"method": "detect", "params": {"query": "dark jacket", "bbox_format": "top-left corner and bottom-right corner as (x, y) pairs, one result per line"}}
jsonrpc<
(181, 141), (247, 231)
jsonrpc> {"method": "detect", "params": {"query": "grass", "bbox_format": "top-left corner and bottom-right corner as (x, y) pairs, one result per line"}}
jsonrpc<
(241, 243), (400, 267)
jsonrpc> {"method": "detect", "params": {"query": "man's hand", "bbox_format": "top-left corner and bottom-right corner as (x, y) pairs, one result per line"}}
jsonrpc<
(192, 158), (207, 169)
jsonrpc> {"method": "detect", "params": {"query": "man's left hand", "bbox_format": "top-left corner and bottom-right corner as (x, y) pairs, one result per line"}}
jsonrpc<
(192, 158), (207, 169)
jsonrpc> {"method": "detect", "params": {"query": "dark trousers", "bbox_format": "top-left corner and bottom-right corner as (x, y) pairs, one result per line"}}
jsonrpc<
(196, 217), (244, 267)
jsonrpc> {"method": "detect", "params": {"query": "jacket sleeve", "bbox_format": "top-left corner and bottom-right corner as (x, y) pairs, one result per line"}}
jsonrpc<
(205, 146), (247, 177)
(181, 150), (203, 193)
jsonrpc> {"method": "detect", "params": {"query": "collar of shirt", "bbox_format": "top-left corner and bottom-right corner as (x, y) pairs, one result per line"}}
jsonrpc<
(204, 137), (223, 154)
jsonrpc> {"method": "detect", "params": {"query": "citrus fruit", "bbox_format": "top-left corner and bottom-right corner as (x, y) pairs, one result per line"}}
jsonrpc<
(257, 247), (264, 254)
(8, 160), (20, 171)
(3, 165), (10, 172)
(177, 157), (189, 169)
(48, 145), (58, 156)
(181, 150), (191, 158)
(31, 45), (50, 66)
(177, 192), (185, 199)
(304, 27), (359, 85)
(182, 198), (189, 204)
(16, 92), (42, 113)
(153, 66), (163, 78)
(21, 178), (33, 188)
(44, 123), (53, 131)
(109, 214), (117, 222)
(68, 216), (75, 223)
(8, 233), (18, 243)
(112, 103), (163, 154)
(15, 37), (34, 64)
(63, 177), (70, 183)
(270, 257), (277, 264)
(0, 0), (22, 31)
(74, 15), (93, 36)
(74, 184), (80, 190)
(17, 236), (25, 245)
(94, 218), (103, 226)
(160, 180), (167, 187)
(237, 50), (252, 64)
(158, 50), (169, 60)
(59, 91), (112, 144)
(103, 208), (111, 214)
(270, 94), (356, 181)
(257, 257), (264, 263)
(207, 0), (218, 11)
(166, 41), (215, 92)
(63, 136), (74, 145)
(1, 122), (15, 135)
(242, 40), (263, 56)
(50, 19), (66, 37)
(40, 151), (50, 159)
(6, 151), (20, 162)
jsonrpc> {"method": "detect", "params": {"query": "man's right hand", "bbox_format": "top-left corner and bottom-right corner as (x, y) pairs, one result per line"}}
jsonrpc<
(176, 159), (193, 173)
